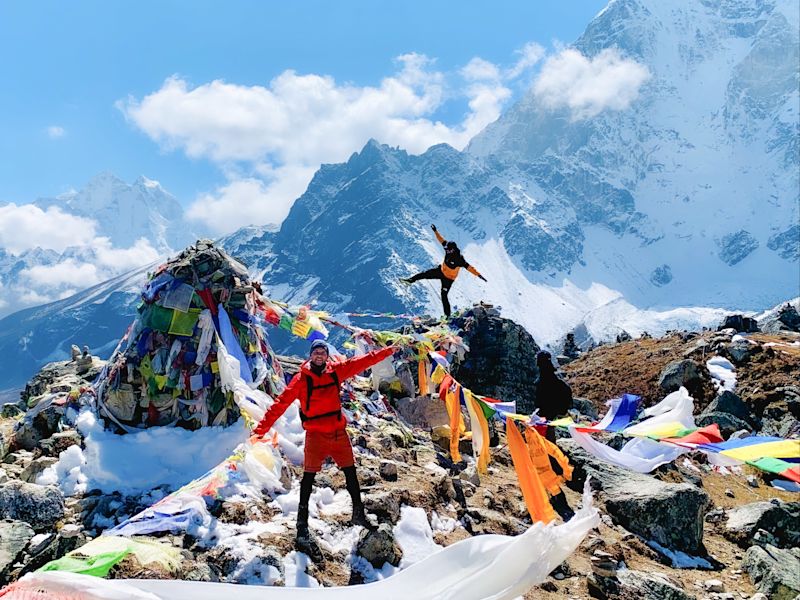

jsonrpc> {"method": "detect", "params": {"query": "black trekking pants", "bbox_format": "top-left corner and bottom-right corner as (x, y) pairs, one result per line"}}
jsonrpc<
(408, 267), (455, 316)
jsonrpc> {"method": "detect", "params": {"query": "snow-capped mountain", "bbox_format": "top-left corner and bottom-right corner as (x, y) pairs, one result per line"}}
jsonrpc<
(468, 0), (799, 308)
(0, 173), (205, 318)
(33, 172), (191, 252)
(1, 0), (797, 390)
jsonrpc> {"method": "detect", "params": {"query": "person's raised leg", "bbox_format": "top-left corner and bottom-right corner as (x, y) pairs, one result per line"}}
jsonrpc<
(406, 266), (443, 283)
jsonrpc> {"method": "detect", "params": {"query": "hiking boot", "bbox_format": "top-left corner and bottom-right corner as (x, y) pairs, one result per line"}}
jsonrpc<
(398, 277), (413, 286)
(350, 504), (374, 529)
(295, 523), (323, 562)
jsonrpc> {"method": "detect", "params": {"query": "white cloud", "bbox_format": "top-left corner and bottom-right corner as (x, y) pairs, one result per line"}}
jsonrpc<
(119, 50), (525, 234)
(0, 204), (97, 253)
(533, 48), (650, 120)
(187, 171), (315, 233)
(46, 125), (66, 139)
(21, 259), (101, 288)
(462, 58), (502, 82)
(2, 237), (160, 316)
(90, 237), (160, 271)
(506, 42), (546, 79)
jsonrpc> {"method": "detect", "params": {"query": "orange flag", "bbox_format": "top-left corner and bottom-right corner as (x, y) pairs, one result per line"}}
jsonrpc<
(418, 358), (429, 397)
(446, 384), (462, 462)
(506, 416), (556, 524)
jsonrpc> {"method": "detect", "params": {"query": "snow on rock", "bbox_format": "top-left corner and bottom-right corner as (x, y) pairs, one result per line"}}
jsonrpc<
(393, 506), (443, 568)
(41, 409), (249, 495)
(707, 356), (737, 392)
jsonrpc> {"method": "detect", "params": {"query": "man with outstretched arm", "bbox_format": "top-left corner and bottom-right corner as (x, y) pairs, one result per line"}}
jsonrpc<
(401, 224), (486, 317)
(253, 339), (395, 557)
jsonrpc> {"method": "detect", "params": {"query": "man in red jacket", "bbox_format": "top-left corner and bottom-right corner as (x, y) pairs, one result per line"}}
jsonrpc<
(253, 339), (395, 552)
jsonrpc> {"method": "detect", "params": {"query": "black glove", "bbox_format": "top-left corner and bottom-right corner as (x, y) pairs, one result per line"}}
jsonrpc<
(431, 224), (437, 232)
(479, 275), (487, 282)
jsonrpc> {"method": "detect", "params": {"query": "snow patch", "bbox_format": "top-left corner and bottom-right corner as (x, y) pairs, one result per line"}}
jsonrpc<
(707, 356), (736, 392)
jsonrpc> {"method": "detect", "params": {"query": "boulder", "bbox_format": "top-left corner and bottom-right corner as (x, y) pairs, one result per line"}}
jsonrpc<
(760, 303), (800, 334)
(395, 396), (450, 429)
(0, 520), (35, 582)
(589, 569), (696, 600)
(379, 461), (398, 481)
(726, 339), (754, 365)
(696, 412), (752, 438)
(742, 544), (800, 600)
(558, 439), (709, 553)
(572, 397), (599, 420)
(20, 456), (58, 483)
(449, 306), (540, 414)
(363, 490), (401, 524)
(0, 481), (65, 531)
(657, 360), (703, 393)
(355, 523), (402, 568)
(39, 431), (83, 457)
(702, 390), (751, 422)
(718, 315), (759, 333)
(12, 404), (63, 452)
(724, 501), (800, 549)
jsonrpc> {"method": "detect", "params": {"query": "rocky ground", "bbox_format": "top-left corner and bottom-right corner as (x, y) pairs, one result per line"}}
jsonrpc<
(0, 311), (798, 599)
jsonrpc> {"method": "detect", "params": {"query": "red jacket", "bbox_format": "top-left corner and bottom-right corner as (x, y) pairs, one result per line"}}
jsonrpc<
(254, 347), (394, 434)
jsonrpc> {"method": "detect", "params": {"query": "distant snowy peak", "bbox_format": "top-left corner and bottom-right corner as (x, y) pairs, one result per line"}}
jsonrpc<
(34, 172), (200, 253)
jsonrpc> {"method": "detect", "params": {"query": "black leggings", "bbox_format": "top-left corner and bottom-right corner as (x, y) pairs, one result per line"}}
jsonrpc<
(297, 466), (362, 525)
(408, 267), (454, 316)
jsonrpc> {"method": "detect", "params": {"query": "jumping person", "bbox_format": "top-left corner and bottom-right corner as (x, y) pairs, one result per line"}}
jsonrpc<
(253, 339), (395, 558)
(400, 224), (486, 317)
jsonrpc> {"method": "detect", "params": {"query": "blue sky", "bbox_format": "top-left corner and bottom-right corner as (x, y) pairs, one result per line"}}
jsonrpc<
(0, 0), (608, 208)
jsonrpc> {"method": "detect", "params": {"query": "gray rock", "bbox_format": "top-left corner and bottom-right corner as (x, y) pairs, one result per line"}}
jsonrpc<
(395, 396), (450, 429)
(558, 439), (709, 553)
(0, 481), (66, 531)
(742, 544), (800, 599)
(0, 520), (35, 582)
(184, 562), (219, 582)
(1, 404), (24, 419)
(39, 431), (83, 457)
(572, 397), (599, 420)
(12, 404), (63, 452)
(18, 531), (83, 575)
(20, 456), (58, 483)
(589, 569), (696, 600)
(355, 523), (402, 568)
(657, 360), (703, 393)
(760, 302), (800, 333)
(459, 464), (480, 487)
(464, 507), (526, 535)
(379, 461), (398, 481)
(363, 490), (401, 524)
(696, 412), (753, 437)
(724, 501), (799, 549)
(449, 308), (541, 414)
(703, 390), (751, 422)
(718, 315), (759, 333)
(727, 339), (754, 365)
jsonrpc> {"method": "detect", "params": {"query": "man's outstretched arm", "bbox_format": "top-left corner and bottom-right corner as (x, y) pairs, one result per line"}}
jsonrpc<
(335, 346), (395, 380)
(253, 373), (303, 435)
